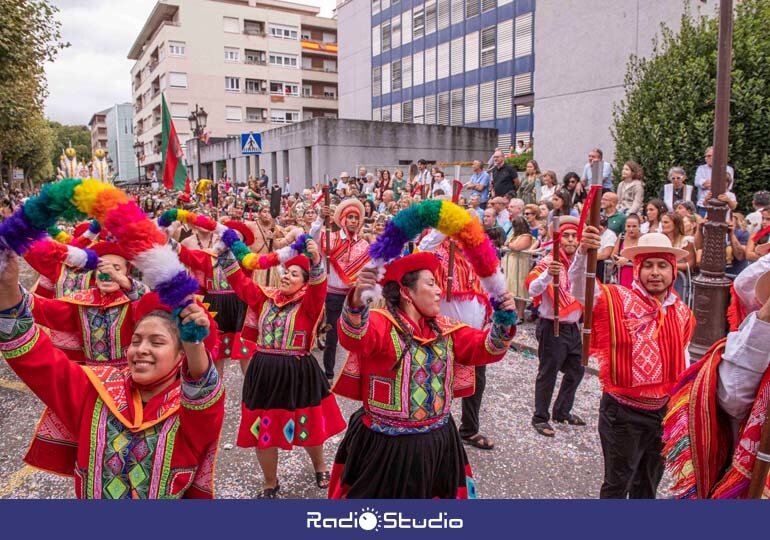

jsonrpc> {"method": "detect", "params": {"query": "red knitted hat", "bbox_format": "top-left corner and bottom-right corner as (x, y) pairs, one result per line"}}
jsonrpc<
(283, 254), (310, 273)
(381, 252), (439, 285)
(91, 241), (130, 261)
(225, 220), (255, 247)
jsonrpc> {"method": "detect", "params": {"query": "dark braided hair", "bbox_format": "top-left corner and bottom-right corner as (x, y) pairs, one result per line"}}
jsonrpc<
(382, 270), (442, 371)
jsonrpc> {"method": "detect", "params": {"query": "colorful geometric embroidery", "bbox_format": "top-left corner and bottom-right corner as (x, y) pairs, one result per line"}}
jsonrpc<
(408, 339), (448, 421)
(81, 304), (127, 363)
(100, 417), (160, 499)
(283, 419), (296, 443)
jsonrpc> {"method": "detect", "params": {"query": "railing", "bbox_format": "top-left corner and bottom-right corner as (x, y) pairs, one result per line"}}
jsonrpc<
(302, 65), (338, 74)
(244, 27), (266, 37)
(245, 58), (267, 65)
(300, 40), (338, 53)
(245, 88), (267, 94)
(149, 60), (159, 72)
(304, 94), (338, 101)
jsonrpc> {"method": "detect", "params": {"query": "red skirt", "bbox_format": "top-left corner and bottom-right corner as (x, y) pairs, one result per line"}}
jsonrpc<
(237, 351), (346, 450)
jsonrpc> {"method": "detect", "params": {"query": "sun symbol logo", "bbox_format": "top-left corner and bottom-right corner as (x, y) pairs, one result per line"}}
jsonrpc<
(358, 507), (382, 532)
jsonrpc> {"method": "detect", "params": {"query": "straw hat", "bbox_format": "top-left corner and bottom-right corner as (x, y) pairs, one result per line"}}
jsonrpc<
(756, 270), (770, 306)
(333, 198), (365, 231)
(620, 232), (688, 261)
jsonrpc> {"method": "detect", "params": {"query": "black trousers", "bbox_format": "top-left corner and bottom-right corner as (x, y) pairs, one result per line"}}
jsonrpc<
(322, 292), (347, 378)
(533, 319), (584, 424)
(459, 365), (487, 438)
(598, 393), (665, 499)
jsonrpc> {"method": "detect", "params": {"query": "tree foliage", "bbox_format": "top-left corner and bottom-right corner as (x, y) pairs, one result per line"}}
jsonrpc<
(612, 0), (770, 209)
(48, 122), (92, 170)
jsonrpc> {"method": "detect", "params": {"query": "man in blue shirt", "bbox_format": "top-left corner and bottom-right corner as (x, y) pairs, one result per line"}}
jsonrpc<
(581, 148), (614, 193)
(465, 160), (491, 208)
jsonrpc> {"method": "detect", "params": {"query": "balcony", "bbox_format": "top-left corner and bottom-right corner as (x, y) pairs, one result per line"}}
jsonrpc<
(300, 40), (337, 55)
(299, 95), (338, 109)
(244, 20), (266, 36)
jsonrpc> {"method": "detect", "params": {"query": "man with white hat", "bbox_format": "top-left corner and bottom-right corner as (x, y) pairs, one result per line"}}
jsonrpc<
(661, 251), (770, 499)
(311, 199), (371, 379)
(570, 227), (696, 498)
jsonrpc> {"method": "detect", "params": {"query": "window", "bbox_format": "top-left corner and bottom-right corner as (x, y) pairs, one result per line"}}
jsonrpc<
(168, 72), (187, 88)
(497, 20), (513, 63)
(425, 47), (436, 82)
(269, 23), (298, 40)
(392, 102), (402, 123)
(482, 0), (496, 13)
(372, 106), (381, 121)
(413, 7), (425, 39)
(226, 106), (241, 121)
(480, 81), (494, 120)
(168, 41), (185, 57)
(323, 32), (336, 43)
(323, 59), (337, 71)
(425, 1), (437, 35)
(170, 102), (188, 119)
(450, 37), (463, 76)
(246, 107), (267, 122)
(437, 41), (449, 80)
(245, 49), (266, 65)
(402, 101), (413, 124)
(465, 31), (479, 71)
(437, 0), (450, 30)
(225, 76), (240, 92)
(302, 85), (312, 97)
(270, 109), (300, 124)
(465, 85), (478, 123)
(413, 97), (424, 124)
(466, 0), (479, 19)
(514, 72), (533, 96)
(450, 88), (463, 126)
(381, 20), (391, 51)
(382, 0), (390, 10)
(413, 52), (424, 86)
(223, 17), (239, 33)
(244, 19), (264, 35)
(515, 13), (534, 58)
(497, 77), (512, 118)
(481, 26), (496, 67)
(372, 66), (382, 97)
(391, 16), (401, 49)
(269, 81), (299, 96)
(269, 53), (298, 68)
(499, 133), (512, 149)
(402, 55), (412, 89)
(382, 62), (391, 94)
(516, 105), (532, 118)
(373, 0), (381, 15)
(437, 91), (449, 125)
(246, 79), (266, 94)
(224, 47), (240, 62)
(323, 86), (337, 98)
(451, 0), (463, 25)
(392, 59), (402, 91)
(301, 31), (311, 40)
(382, 105), (391, 122)
(402, 9), (412, 44)
(372, 25), (381, 56)
(425, 94), (437, 124)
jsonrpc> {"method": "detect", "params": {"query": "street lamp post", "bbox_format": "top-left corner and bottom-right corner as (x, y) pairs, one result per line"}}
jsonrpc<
(188, 104), (210, 206)
(133, 140), (143, 185)
(689, 0), (733, 358)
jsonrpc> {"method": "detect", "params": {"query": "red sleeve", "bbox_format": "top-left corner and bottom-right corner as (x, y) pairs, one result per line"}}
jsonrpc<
(336, 301), (387, 355)
(451, 325), (514, 366)
(178, 245), (214, 278)
(24, 239), (66, 283)
(300, 264), (328, 322)
(2, 327), (91, 435)
(226, 266), (268, 310)
(178, 362), (225, 458)
(30, 295), (80, 332)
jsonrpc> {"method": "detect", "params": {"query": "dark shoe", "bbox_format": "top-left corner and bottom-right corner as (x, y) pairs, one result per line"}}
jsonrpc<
(257, 482), (280, 499)
(553, 414), (586, 426)
(315, 470), (331, 489)
(533, 422), (555, 437)
(462, 433), (494, 450)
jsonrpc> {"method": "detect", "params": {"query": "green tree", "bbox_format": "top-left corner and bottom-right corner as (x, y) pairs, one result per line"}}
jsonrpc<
(612, 0), (770, 210)
(48, 121), (92, 171)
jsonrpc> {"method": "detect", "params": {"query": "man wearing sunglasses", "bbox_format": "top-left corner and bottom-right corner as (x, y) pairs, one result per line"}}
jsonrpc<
(694, 146), (734, 218)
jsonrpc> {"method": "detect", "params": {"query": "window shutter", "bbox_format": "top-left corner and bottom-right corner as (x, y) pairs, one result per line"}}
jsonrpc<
(450, 88), (463, 126)
(373, 25), (381, 56)
(402, 8), (412, 44)
(464, 84), (478, 124)
(392, 59), (402, 91)
(466, 0), (479, 19)
(392, 102), (402, 123)
(372, 66), (382, 97)
(514, 72), (533, 96)
(437, 41), (449, 80)
(402, 55), (412, 89)
(382, 62), (391, 94)
(496, 77), (512, 118)
(514, 13), (534, 58)
(438, 0), (450, 30)
(437, 91), (450, 125)
(497, 20), (513, 63)
(425, 47), (436, 83)
(480, 81), (494, 121)
(425, 94), (437, 124)
(413, 51), (424, 86)
(413, 97), (424, 124)
(402, 100), (413, 123)
(480, 26), (496, 67)
(464, 31), (479, 72)
(450, 0), (463, 26)
(450, 37), (464, 76)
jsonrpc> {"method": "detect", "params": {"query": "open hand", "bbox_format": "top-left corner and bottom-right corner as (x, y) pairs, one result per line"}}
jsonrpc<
(305, 240), (321, 265)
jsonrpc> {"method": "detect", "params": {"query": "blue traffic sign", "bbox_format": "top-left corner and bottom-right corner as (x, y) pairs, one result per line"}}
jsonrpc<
(241, 132), (262, 155)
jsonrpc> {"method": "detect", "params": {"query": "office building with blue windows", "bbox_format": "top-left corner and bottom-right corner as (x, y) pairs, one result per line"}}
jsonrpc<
(341, 0), (535, 150)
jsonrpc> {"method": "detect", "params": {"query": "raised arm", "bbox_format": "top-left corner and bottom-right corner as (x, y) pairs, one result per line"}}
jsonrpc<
(30, 294), (80, 332)
(451, 322), (515, 366)
(221, 249), (268, 309)
(733, 251), (770, 312)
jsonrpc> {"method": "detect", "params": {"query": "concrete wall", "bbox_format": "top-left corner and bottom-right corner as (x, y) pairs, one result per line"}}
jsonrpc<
(188, 117), (497, 192)
(337, 0), (372, 120)
(533, 0), (718, 179)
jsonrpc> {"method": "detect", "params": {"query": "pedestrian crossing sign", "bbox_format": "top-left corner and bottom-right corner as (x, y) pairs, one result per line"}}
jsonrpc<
(241, 132), (262, 155)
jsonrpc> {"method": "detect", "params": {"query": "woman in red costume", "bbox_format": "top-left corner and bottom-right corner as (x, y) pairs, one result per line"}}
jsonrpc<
(0, 255), (225, 499)
(329, 252), (516, 498)
(224, 239), (346, 498)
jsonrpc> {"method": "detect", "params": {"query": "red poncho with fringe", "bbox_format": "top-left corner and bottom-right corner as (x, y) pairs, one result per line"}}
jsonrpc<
(523, 250), (582, 318)
(434, 238), (492, 317)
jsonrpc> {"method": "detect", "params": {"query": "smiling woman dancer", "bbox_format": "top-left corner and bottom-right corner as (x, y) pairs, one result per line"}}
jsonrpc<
(0, 255), (225, 499)
(329, 252), (516, 498)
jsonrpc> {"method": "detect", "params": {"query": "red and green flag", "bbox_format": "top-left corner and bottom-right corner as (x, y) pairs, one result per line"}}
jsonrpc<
(161, 93), (189, 191)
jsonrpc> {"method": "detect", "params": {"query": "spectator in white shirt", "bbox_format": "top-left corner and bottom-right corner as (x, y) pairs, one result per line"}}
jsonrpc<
(745, 190), (770, 236)
(431, 170), (453, 199)
(694, 145), (735, 217)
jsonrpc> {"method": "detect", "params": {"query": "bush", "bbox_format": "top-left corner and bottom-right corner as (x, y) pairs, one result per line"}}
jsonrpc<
(505, 152), (532, 171)
(612, 0), (770, 209)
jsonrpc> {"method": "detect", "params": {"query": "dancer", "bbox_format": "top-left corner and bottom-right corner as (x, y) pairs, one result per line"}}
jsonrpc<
(223, 239), (346, 498)
(570, 229), (696, 498)
(329, 252), (516, 498)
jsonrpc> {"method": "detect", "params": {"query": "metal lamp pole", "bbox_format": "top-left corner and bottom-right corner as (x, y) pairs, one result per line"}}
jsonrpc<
(188, 104), (210, 208)
(133, 140), (143, 184)
(689, 0), (733, 358)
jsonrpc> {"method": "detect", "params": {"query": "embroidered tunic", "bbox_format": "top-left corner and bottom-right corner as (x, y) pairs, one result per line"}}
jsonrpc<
(334, 302), (514, 434)
(24, 239), (93, 299)
(0, 294), (225, 499)
(310, 218), (370, 295)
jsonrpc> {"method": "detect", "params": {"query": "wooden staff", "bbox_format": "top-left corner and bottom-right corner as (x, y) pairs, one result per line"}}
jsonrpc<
(265, 225), (274, 287)
(445, 179), (463, 301)
(323, 182), (331, 274)
(748, 409), (770, 498)
(552, 214), (561, 337)
(581, 161), (603, 366)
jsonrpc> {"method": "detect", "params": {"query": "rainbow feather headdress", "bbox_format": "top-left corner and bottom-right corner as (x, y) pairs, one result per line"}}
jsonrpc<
(366, 199), (516, 326)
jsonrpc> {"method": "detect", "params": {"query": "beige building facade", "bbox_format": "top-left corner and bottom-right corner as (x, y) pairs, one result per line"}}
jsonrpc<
(88, 109), (109, 154)
(128, 0), (338, 175)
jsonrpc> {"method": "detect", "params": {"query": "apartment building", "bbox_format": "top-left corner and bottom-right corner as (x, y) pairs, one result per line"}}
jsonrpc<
(88, 109), (109, 154)
(128, 0), (338, 175)
(87, 104), (140, 181)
